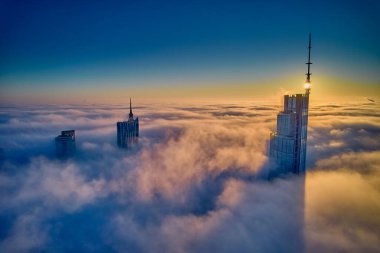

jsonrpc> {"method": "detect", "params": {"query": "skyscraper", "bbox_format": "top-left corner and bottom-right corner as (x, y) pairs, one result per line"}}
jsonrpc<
(269, 34), (312, 175)
(55, 130), (76, 159)
(117, 98), (139, 148)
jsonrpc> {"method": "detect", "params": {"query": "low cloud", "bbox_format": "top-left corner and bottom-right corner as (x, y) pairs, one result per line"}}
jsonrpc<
(306, 169), (380, 253)
(0, 101), (379, 252)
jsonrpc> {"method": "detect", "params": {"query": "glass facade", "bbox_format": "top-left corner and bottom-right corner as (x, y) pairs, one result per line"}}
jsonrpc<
(269, 92), (309, 174)
(117, 118), (139, 148)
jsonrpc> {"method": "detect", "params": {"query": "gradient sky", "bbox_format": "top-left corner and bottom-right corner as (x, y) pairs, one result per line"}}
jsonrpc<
(0, 0), (379, 103)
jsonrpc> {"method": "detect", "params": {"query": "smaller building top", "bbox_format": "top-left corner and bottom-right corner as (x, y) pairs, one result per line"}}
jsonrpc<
(61, 130), (75, 137)
(55, 130), (76, 159)
(56, 130), (75, 141)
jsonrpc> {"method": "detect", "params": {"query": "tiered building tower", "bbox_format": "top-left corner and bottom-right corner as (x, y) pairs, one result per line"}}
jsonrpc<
(269, 34), (312, 174)
(117, 98), (139, 148)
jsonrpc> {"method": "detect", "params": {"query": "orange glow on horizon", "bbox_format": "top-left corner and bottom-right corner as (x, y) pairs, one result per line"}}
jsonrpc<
(1, 73), (379, 105)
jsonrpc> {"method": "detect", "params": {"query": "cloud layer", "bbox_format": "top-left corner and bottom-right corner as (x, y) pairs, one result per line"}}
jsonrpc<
(0, 100), (379, 252)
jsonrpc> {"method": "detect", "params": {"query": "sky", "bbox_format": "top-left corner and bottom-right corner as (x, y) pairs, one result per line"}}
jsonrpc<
(1, 0), (380, 103)
(1, 2), (380, 252)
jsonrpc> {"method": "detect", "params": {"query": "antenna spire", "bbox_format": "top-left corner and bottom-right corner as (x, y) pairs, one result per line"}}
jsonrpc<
(129, 98), (133, 119)
(304, 34), (312, 94)
(306, 33), (312, 83)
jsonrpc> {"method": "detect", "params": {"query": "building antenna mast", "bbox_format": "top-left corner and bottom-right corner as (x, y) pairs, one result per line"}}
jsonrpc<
(306, 34), (312, 80)
(305, 34), (312, 93)
(129, 98), (133, 119)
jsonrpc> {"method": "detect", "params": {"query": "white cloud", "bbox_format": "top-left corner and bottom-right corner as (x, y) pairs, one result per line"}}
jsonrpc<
(0, 101), (379, 252)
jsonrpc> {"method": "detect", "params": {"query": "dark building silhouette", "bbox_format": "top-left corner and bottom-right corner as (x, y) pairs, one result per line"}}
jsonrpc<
(55, 130), (76, 159)
(269, 34), (312, 174)
(117, 98), (139, 148)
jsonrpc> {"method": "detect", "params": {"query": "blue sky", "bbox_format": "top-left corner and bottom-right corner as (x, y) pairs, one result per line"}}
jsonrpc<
(0, 0), (379, 102)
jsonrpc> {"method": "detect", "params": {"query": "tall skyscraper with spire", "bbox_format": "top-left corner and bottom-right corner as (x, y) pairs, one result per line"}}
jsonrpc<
(269, 34), (312, 174)
(117, 98), (139, 148)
